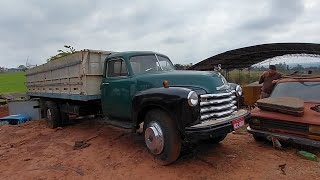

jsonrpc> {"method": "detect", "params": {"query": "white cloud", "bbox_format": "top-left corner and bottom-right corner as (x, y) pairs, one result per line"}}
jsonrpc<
(0, 0), (319, 68)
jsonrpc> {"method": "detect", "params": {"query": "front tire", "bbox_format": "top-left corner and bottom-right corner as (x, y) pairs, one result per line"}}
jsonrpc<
(45, 101), (61, 129)
(143, 109), (181, 165)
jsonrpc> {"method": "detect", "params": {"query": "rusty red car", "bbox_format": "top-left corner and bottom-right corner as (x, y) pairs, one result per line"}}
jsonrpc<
(247, 76), (320, 147)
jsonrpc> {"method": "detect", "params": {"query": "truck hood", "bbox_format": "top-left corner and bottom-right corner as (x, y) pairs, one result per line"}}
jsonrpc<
(251, 102), (320, 125)
(134, 70), (228, 94)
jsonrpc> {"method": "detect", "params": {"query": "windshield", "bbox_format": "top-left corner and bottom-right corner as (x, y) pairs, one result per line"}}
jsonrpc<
(130, 54), (174, 74)
(271, 81), (320, 103)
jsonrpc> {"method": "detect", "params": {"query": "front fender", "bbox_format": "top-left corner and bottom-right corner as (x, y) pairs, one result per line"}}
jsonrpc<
(132, 87), (200, 133)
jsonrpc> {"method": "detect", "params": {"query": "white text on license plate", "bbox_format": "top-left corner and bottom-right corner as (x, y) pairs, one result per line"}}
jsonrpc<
(232, 118), (245, 130)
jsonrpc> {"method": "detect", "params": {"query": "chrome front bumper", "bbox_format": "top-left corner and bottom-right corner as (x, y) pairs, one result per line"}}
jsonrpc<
(185, 109), (249, 135)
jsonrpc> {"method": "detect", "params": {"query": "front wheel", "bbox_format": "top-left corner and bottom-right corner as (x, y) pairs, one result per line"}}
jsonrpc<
(143, 109), (181, 165)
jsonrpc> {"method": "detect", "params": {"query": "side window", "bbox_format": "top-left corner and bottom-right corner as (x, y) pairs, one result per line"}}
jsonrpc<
(107, 59), (128, 77)
(129, 55), (160, 74)
(158, 56), (174, 71)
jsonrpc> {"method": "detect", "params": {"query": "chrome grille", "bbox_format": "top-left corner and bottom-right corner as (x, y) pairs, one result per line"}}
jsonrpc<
(200, 91), (237, 121)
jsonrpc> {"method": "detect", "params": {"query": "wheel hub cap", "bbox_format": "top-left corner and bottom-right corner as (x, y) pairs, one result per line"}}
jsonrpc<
(145, 122), (164, 155)
(47, 109), (52, 120)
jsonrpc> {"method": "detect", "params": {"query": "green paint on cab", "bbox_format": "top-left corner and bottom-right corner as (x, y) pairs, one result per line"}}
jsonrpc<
(101, 51), (227, 120)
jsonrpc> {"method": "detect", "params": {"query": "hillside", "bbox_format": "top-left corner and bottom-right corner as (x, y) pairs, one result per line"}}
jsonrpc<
(0, 72), (26, 94)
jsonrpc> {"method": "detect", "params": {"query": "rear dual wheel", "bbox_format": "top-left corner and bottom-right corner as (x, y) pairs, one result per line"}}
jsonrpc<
(45, 101), (69, 129)
(45, 101), (61, 129)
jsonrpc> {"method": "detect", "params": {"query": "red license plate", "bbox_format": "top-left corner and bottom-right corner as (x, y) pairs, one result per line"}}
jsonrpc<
(232, 117), (245, 130)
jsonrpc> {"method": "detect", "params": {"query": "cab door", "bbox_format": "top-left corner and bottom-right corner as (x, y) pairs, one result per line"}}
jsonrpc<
(101, 58), (133, 120)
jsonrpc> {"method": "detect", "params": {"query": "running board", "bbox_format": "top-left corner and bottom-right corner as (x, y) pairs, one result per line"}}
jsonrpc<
(103, 119), (133, 129)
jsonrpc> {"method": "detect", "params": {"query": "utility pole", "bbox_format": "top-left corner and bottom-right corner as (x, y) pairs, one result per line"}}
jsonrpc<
(26, 56), (29, 67)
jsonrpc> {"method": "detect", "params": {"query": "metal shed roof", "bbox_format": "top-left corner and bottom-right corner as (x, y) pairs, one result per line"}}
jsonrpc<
(188, 43), (320, 70)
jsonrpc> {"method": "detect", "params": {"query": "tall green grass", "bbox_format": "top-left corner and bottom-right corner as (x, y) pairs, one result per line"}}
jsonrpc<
(225, 69), (320, 86)
(226, 70), (261, 85)
(0, 72), (26, 94)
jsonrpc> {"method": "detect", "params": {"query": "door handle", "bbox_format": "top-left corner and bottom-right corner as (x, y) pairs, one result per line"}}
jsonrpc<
(102, 82), (109, 85)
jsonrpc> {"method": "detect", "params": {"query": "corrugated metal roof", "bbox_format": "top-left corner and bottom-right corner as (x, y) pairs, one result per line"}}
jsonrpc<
(188, 43), (320, 70)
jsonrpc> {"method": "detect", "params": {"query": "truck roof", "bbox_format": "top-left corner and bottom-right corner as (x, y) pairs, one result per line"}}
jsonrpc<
(107, 51), (169, 59)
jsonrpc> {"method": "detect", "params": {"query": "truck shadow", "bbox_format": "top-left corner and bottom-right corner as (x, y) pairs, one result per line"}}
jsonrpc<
(69, 117), (241, 166)
(178, 140), (225, 166)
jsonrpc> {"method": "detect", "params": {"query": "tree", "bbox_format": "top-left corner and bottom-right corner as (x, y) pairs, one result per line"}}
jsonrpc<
(291, 64), (304, 71)
(174, 64), (185, 70)
(274, 62), (288, 71)
(174, 64), (192, 70)
(47, 45), (76, 62)
(18, 65), (27, 69)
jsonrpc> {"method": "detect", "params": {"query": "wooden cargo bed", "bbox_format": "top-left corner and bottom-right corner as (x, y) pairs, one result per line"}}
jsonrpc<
(26, 49), (112, 101)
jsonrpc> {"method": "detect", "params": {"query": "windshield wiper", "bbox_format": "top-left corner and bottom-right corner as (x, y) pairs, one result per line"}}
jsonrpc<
(145, 68), (153, 72)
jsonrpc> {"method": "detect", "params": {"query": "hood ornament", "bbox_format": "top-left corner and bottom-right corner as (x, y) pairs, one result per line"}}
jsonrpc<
(216, 84), (231, 91)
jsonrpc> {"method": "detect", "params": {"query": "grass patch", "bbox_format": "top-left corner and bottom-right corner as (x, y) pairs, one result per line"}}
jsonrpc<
(228, 70), (261, 85)
(226, 69), (320, 86)
(0, 72), (26, 94)
(223, 70), (261, 86)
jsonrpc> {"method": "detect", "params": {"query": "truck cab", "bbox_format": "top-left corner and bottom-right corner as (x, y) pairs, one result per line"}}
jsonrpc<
(101, 51), (249, 164)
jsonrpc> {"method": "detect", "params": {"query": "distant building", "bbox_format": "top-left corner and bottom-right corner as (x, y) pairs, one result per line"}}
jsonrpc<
(7, 68), (25, 73)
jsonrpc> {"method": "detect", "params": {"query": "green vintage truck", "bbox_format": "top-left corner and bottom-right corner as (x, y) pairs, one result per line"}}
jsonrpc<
(26, 49), (249, 165)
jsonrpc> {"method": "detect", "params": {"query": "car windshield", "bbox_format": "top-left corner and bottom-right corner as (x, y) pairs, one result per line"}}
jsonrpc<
(271, 81), (320, 103)
(130, 54), (174, 74)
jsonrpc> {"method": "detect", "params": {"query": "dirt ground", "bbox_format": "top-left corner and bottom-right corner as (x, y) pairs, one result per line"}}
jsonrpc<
(0, 106), (8, 118)
(0, 117), (319, 180)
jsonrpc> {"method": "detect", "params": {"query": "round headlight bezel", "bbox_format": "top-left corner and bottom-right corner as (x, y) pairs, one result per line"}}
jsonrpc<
(187, 91), (198, 107)
(235, 85), (243, 96)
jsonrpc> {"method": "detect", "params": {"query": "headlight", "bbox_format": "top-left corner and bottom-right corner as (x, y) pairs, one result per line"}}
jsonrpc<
(187, 91), (198, 106)
(235, 85), (242, 96)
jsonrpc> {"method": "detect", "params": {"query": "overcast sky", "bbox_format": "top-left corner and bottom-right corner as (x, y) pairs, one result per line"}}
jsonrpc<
(1, 0), (320, 68)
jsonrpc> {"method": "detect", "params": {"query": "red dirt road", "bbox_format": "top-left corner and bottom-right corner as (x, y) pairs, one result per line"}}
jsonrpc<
(0, 118), (319, 180)
(0, 106), (8, 118)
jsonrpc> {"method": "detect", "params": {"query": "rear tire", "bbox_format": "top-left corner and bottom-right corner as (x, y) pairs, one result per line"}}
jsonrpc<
(143, 109), (181, 165)
(60, 111), (70, 126)
(45, 101), (61, 129)
(39, 99), (46, 119)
